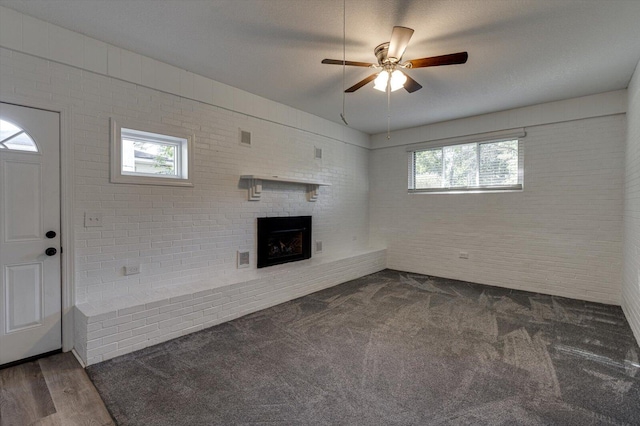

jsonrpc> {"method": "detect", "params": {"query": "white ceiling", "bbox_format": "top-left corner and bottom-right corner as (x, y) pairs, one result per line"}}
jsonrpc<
(2, 0), (640, 135)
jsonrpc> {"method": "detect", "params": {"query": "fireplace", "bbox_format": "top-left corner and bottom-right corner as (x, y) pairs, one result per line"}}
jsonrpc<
(257, 216), (312, 268)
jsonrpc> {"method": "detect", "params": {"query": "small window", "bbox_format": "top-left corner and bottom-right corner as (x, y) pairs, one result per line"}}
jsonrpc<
(409, 139), (522, 193)
(0, 119), (38, 152)
(110, 119), (193, 186)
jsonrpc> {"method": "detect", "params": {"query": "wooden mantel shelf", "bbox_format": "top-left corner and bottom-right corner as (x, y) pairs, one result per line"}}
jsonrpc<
(240, 175), (331, 202)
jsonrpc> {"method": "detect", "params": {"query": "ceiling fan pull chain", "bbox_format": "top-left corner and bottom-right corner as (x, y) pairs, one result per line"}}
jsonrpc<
(387, 85), (391, 140)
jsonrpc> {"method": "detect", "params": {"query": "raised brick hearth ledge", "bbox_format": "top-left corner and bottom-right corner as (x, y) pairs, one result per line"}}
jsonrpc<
(74, 248), (386, 365)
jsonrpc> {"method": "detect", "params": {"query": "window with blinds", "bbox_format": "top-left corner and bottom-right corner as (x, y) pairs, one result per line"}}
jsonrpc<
(408, 139), (522, 193)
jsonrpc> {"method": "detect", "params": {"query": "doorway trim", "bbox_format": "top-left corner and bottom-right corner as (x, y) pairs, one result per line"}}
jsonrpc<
(0, 95), (75, 353)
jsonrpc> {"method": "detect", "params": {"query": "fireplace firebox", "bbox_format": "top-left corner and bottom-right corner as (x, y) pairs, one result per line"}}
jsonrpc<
(257, 216), (311, 268)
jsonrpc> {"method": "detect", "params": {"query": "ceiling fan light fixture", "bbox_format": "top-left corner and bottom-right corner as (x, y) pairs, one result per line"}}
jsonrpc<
(373, 70), (389, 91)
(390, 70), (407, 92)
(374, 69), (406, 92)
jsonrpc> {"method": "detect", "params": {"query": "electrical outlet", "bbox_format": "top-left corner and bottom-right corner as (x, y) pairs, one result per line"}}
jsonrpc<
(315, 240), (323, 253)
(124, 265), (140, 275)
(314, 147), (323, 159)
(84, 212), (103, 227)
(459, 251), (469, 259)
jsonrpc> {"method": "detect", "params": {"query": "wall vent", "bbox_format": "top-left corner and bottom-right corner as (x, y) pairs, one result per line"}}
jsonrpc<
(315, 240), (323, 253)
(237, 251), (250, 268)
(314, 147), (323, 159)
(240, 129), (252, 146)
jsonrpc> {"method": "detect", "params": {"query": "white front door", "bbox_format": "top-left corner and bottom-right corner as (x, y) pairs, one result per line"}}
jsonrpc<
(0, 102), (61, 366)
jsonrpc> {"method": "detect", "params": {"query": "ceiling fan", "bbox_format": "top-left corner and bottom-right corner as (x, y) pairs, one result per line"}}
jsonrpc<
(322, 26), (468, 94)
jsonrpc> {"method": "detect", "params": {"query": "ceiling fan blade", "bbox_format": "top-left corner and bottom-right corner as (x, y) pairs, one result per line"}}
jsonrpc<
(408, 52), (469, 68)
(345, 74), (378, 93)
(321, 59), (375, 67)
(403, 74), (422, 93)
(387, 26), (414, 61)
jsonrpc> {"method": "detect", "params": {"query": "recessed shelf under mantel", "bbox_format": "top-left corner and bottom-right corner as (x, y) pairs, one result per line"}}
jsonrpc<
(240, 175), (331, 202)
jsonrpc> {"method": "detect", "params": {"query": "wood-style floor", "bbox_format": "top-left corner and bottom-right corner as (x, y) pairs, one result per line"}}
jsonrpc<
(0, 352), (113, 426)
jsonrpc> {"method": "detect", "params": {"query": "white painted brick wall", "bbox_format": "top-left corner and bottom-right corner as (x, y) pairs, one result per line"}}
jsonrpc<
(0, 10), (384, 363)
(622, 60), (640, 345)
(0, 48), (375, 304)
(75, 249), (386, 365)
(370, 115), (626, 305)
(370, 91), (627, 150)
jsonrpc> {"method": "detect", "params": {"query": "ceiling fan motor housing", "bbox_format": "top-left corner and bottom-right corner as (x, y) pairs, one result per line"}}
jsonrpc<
(374, 42), (392, 65)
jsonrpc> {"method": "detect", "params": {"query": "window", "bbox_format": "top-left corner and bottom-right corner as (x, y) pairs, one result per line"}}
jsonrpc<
(409, 138), (522, 193)
(0, 119), (38, 152)
(110, 118), (193, 186)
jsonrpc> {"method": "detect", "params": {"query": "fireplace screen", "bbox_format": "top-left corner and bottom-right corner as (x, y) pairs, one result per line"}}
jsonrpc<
(257, 216), (311, 268)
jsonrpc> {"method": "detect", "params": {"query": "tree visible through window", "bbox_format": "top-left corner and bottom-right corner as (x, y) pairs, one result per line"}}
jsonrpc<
(479, 140), (518, 186)
(410, 139), (521, 192)
(122, 139), (178, 176)
(110, 118), (193, 187)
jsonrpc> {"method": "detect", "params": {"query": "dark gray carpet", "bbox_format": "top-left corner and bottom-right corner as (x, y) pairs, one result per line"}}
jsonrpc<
(87, 270), (640, 425)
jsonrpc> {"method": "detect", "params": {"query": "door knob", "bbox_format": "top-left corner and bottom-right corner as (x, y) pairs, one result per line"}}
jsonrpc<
(45, 247), (57, 256)
(46, 231), (56, 239)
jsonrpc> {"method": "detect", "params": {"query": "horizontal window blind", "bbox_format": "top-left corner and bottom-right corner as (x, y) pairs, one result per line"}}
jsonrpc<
(409, 138), (522, 193)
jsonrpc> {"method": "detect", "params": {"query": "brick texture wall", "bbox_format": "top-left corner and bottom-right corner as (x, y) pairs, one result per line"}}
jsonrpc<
(370, 115), (626, 304)
(0, 46), (373, 304)
(75, 249), (386, 365)
(623, 60), (640, 344)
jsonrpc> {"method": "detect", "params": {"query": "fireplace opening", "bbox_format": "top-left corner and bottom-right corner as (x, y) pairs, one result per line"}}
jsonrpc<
(257, 216), (311, 268)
